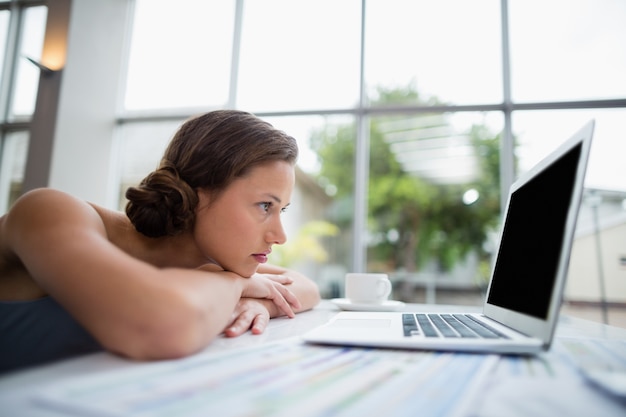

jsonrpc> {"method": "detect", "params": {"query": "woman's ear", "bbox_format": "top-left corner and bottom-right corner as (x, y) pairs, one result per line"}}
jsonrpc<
(195, 188), (213, 212)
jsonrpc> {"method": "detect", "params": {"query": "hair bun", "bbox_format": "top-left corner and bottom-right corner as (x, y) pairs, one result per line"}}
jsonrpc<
(125, 166), (198, 237)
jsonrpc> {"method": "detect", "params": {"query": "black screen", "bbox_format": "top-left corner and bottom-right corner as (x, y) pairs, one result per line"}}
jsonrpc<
(486, 143), (582, 319)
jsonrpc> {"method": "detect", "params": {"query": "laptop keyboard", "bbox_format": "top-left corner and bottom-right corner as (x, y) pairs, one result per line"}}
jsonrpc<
(402, 313), (509, 339)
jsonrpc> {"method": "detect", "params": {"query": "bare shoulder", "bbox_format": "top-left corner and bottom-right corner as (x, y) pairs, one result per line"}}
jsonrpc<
(3, 188), (104, 264)
(7, 187), (98, 217)
(3, 188), (106, 254)
(0, 189), (111, 299)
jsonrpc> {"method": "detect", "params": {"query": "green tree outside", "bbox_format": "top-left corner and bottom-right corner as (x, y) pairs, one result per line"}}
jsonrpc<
(309, 85), (502, 280)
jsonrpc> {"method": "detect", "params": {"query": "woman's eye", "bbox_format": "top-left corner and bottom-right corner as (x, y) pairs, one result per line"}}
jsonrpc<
(258, 202), (289, 214)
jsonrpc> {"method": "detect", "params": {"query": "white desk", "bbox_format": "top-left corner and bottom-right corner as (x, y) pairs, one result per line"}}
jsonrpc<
(1, 301), (625, 417)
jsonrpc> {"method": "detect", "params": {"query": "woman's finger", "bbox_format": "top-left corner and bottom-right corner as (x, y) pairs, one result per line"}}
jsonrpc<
(274, 282), (301, 310)
(250, 314), (269, 335)
(224, 311), (254, 337)
(270, 283), (299, 318)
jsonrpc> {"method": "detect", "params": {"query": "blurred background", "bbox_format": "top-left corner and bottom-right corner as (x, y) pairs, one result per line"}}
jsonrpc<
(1, 0), (625, 326)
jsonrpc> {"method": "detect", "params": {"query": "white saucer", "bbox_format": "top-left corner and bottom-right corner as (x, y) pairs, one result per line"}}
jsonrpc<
(331, 298), (405, 312)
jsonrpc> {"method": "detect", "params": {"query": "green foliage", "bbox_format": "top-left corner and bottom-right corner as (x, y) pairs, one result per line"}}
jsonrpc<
(309, 84), (502, 274)
(270, 221), (340, 267)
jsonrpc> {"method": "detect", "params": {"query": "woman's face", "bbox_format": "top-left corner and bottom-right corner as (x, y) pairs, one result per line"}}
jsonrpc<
(193, 160), (295, 277)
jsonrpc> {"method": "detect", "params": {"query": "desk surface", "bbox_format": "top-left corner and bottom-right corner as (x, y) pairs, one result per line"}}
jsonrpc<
(1, 301), (625, 417)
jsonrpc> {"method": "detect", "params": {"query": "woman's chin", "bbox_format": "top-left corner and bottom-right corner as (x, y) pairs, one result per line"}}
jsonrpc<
(231, 265), (259, 278)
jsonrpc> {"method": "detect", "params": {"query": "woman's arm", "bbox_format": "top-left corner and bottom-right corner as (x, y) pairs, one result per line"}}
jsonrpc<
(3, 189), (298, 360)
(256, 263), (321, 314)
(223, 263), (321, 337)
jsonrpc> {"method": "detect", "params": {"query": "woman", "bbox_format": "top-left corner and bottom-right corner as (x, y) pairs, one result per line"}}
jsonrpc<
(0, 110), (320, 372)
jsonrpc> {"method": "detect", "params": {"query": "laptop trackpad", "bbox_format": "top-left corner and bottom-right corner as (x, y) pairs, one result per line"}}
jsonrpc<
(331, 319), (392, 328)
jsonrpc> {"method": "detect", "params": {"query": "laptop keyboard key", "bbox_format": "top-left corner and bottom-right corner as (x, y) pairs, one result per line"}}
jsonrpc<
(453, 314), (507, 339)
(416, 314), (439, 337)
(402, 314), (418, 337)
(428, 314), (459, 338)
(403, 313), (510, 339)
(440, 314), (478, 338)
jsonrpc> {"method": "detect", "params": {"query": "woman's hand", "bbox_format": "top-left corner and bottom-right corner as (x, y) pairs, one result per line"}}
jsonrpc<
(196, 264), (300, 319)
(256, 265), (321, 313)
(240, 274), (301, 318)
(223, 298), (271, 337)
(224, 273), (301, 337)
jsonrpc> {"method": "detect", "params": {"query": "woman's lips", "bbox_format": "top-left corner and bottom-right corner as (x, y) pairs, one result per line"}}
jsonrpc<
(252, 253), (269, 263)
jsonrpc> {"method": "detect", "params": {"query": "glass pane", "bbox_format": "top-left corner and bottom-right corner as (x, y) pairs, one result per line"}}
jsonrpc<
(237, 0), (361, 112)
(124, 0), (235, 111)
(0, 131), (29, 214)
(0, 10), (9, 87)
(265, 115), (356, 298)
(509, 0), (626, 102)
(368, 110), (503, 305)
(513, 109), (626, 191)
(115, 120), (183, 210)
(10, 5), (47, 118)
(365, 0), (502, 106)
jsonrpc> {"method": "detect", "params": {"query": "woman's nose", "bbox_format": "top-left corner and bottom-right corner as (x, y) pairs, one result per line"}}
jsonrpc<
(266, 218), (287, 245)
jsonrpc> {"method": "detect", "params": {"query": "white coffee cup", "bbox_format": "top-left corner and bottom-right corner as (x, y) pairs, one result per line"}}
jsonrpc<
(345, 273), (392, 304)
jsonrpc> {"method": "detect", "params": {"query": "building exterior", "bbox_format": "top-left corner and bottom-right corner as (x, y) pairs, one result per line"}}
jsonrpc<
(567, 189), (626, 305)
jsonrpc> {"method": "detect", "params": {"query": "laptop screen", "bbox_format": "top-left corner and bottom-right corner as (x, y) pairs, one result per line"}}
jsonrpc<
(486, 142), (583, 320)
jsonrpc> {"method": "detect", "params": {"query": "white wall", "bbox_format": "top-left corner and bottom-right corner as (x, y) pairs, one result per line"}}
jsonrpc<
(47, 0), (130, 207)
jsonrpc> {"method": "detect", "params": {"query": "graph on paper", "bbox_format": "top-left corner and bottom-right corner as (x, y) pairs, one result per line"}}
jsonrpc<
(34, 338), (498, 417)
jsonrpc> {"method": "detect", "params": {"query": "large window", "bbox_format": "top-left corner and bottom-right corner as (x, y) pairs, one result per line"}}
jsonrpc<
(509, 0), (626, 103)
(365, 0), (502, 105)
(0, 1), (47, 213)
(3, 0), (620, 315)
(116, 0), (626, 308)
(238, 0), (361, 112)
(123, 0), (235, 111)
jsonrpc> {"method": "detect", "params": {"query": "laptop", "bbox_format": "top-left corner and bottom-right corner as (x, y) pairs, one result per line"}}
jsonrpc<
(303, 120), (595, 355)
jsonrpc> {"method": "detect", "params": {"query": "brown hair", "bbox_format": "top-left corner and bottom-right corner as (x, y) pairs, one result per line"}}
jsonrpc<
(125, 110), (298, 237)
